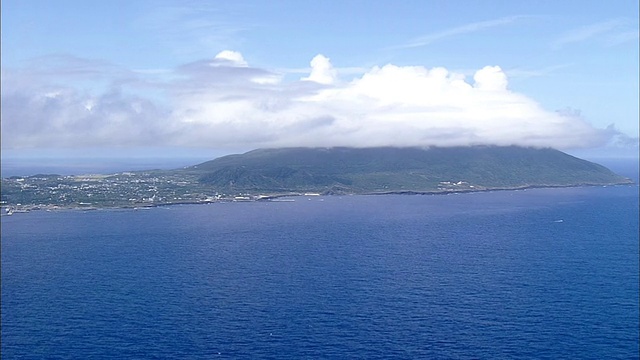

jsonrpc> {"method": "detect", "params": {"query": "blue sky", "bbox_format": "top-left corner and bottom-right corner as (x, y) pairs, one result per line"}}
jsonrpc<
(2, 0), (638, 162)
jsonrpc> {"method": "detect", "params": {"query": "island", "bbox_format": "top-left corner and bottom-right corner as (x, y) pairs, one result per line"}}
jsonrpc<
(1, 146), (633, 213)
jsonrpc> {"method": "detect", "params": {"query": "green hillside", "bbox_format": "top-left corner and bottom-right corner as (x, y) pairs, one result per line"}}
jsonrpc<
(1, 146), (633, 210)
(191, 146), (632, 194)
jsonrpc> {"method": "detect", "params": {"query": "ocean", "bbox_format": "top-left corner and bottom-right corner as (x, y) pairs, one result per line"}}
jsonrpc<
(2, 185), (639, 359)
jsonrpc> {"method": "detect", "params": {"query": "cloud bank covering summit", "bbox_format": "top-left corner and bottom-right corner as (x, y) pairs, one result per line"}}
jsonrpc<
(0, 51), (626, 150)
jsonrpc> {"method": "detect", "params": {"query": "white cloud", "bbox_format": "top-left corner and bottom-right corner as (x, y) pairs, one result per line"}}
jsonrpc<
(213, 50), (248, 67)
(473, 66), (508, 91)
(163, 54), (609, 149)
(302, 54), (337, 85)
(1, 52), (617, 152)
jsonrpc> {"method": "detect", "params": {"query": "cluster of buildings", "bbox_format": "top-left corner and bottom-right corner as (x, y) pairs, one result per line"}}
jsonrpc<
(0, 171), (231, 212)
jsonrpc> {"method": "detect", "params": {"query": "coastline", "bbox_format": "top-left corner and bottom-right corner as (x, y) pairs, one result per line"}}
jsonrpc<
(2, 180), (635, 216)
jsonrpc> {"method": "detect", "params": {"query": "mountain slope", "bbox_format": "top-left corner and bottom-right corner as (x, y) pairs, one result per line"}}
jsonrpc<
(191, 146), (632, 194)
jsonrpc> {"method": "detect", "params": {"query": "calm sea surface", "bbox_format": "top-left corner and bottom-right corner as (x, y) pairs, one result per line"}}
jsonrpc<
(2, 185), (639, 359)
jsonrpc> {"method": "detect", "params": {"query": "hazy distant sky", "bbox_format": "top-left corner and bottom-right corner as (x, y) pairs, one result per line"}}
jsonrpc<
(2, 0), (638, 159)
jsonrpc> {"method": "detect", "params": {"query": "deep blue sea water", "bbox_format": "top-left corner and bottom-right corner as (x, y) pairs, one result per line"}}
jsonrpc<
(2, 185), (639, 359)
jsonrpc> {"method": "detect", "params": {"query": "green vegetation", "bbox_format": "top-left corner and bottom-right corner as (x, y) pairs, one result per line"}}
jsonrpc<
(192, 146), (632, 193)
(1, 146), (633, 212)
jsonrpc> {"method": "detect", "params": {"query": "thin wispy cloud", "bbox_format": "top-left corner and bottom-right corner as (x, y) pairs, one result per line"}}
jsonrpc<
(278, 66), (369, 78)
(506, 64), (573, 80)
(393, 15), (527, 49)
(606, 29), (640, 46)
(552, 19), (626, 49)
(135, 4), (248, 59)
(132, 68), (173, 75)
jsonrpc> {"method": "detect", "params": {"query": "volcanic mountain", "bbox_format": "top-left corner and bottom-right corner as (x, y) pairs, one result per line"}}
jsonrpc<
(189, 146), (632, 194)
